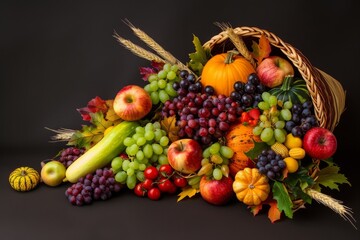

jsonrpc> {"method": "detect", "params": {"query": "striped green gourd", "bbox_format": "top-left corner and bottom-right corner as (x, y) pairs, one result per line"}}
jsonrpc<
(269, 76), (309, 104)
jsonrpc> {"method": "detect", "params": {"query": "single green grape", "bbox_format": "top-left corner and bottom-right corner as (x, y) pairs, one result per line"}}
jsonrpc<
(260, 127), (274, 142)
(219, 146), (234, 159)
(209, 142), (221, 154)
(158, 79), (167, 89)
(143, 144), (153, 159)
(212, 168), (223, 180)
(150, 91), (160, 105)
(148, 74), (158, 83)
(152, 143), (163, 155)
(126, 174), (137, 189)
(159, 90), (170, 103)
(115, 171), (127, 183)
(124, 137), (135, 147)
(144, 130), (155, 141)
(157, 69), (168, 79)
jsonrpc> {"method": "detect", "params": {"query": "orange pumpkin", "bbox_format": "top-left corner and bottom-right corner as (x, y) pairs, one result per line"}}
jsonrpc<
(225, 123), (261, 177)
(201, 50), (255, 96)
(233, 167), (270, 206)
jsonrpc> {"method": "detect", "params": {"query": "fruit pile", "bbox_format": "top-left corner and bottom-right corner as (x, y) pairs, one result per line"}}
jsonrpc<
(8, 23), (354, 226)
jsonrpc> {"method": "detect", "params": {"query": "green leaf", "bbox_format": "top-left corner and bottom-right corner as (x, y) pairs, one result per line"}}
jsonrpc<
(188, 35), (211, 75)
(315, 165), (351, 191)
(245, 140), (268, 160)
(272, 181), (293, 219)
(282, 167), (314, 204)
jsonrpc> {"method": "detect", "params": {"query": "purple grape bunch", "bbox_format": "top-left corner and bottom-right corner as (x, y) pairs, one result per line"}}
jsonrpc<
(65, 167), (122, 206)
(162, 70), (244, 145)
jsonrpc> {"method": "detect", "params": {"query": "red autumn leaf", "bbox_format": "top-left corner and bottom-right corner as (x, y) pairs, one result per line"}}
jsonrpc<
(151, 61), (164, 71)
(77, 96), (108, 121)
(251, 34), (271, 64)
(268, 200), (282, 223)
(139, 66), (157, 81)
(139, 61), (165, 81)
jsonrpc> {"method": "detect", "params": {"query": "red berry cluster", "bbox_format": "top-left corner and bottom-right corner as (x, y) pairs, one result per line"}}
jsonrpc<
(134, 164), (188, 200)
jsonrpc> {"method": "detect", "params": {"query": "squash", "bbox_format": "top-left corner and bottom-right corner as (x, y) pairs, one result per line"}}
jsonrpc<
(65, 121), (139, 183)
(289, 147), (306, 160)
(233, 167), (270, 206)
(268, 76), (309, 104)
(225, 123), (261, 177)
(9, 167), (40, 192)
(201, 50), (255, 96)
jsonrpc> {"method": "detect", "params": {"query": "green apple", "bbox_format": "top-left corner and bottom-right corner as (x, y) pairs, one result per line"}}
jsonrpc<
(41, 160), (66, 187)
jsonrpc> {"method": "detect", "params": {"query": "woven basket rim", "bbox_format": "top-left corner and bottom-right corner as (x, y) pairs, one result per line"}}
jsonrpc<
(202, 26), (346, 131)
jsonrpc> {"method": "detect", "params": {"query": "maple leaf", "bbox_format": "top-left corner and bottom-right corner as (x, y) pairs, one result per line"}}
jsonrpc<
(77, 96), (108, 121)
(151, 61), (165, 71)
(272, 181), (293, 219)
(139, 61), (164, 81)
(90, 111), (113, 132)
(268, 200), (282, 223)
(139, 66), (157, 81)
(250, 199), (281, 223)
(250, 204), (263, 216)
(68, 125), (104, 149)
(315, 165), (351, 191)
(245, 140), (268, 160)
(161, 116), (180, 142)
(177, 186), (199, 202)
(251, 34), (271, 64)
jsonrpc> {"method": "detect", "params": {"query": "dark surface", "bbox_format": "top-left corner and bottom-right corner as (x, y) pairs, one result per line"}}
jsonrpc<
(1, 1), (359, 239)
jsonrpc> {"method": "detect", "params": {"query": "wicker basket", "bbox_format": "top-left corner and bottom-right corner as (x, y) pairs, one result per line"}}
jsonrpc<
(202, 26), (346, 132)
(202, 26), (348, 212)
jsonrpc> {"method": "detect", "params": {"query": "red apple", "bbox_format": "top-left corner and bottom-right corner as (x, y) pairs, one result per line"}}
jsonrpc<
(199, 176), (234, 205)
(303, 127), (337, 159)
(256, 56), (294, 88)
(167, 138), (202, 174)
(41, 160), (66, 187)
(113, 85), (152, 121)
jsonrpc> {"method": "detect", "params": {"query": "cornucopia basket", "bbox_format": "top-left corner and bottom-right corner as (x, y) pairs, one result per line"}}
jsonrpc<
(202, 26), (346, 132)
(40, 21), (355, 227)
(202, 25), (348, 212)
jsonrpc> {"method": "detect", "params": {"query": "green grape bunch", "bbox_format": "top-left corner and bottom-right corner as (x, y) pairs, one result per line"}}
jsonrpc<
(253, 92), (293, 145)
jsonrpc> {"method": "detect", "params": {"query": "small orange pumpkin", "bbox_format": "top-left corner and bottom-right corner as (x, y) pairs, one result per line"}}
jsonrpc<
(233, 167), (270, 206)
(201, 50), (255, 96)
(225, 123), (261, 177)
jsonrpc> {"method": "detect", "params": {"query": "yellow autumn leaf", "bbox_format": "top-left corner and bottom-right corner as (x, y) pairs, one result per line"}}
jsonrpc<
(161, 115), (180, 142)
(105, 100), (121, 122)
(177, 186), (199, 202)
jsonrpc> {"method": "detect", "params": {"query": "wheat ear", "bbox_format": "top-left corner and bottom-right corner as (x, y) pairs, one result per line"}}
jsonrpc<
(113, 31), (166, 63)
(306, 188), (357, 229)
(44, 127), (76, 142)
(214, 22), (256, 68)
(122, 19), (195, 75)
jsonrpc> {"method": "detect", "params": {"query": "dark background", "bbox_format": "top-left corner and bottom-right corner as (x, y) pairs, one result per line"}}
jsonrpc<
(1, 1), (359, 239)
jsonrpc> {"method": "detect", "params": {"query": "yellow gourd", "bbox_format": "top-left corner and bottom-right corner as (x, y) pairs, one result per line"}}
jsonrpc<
(289, 147), (306, 160)
(9, 167), (40, 192)
(233, 168), (270, 206)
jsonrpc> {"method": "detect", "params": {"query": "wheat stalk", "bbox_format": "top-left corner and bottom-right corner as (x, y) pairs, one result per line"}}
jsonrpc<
(214, 22), (256, 68)
(306, 188), (357, 229)
(113, 31), (166, 63)
(122, 19), (195, 76)
(44, 127), (76, 142)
